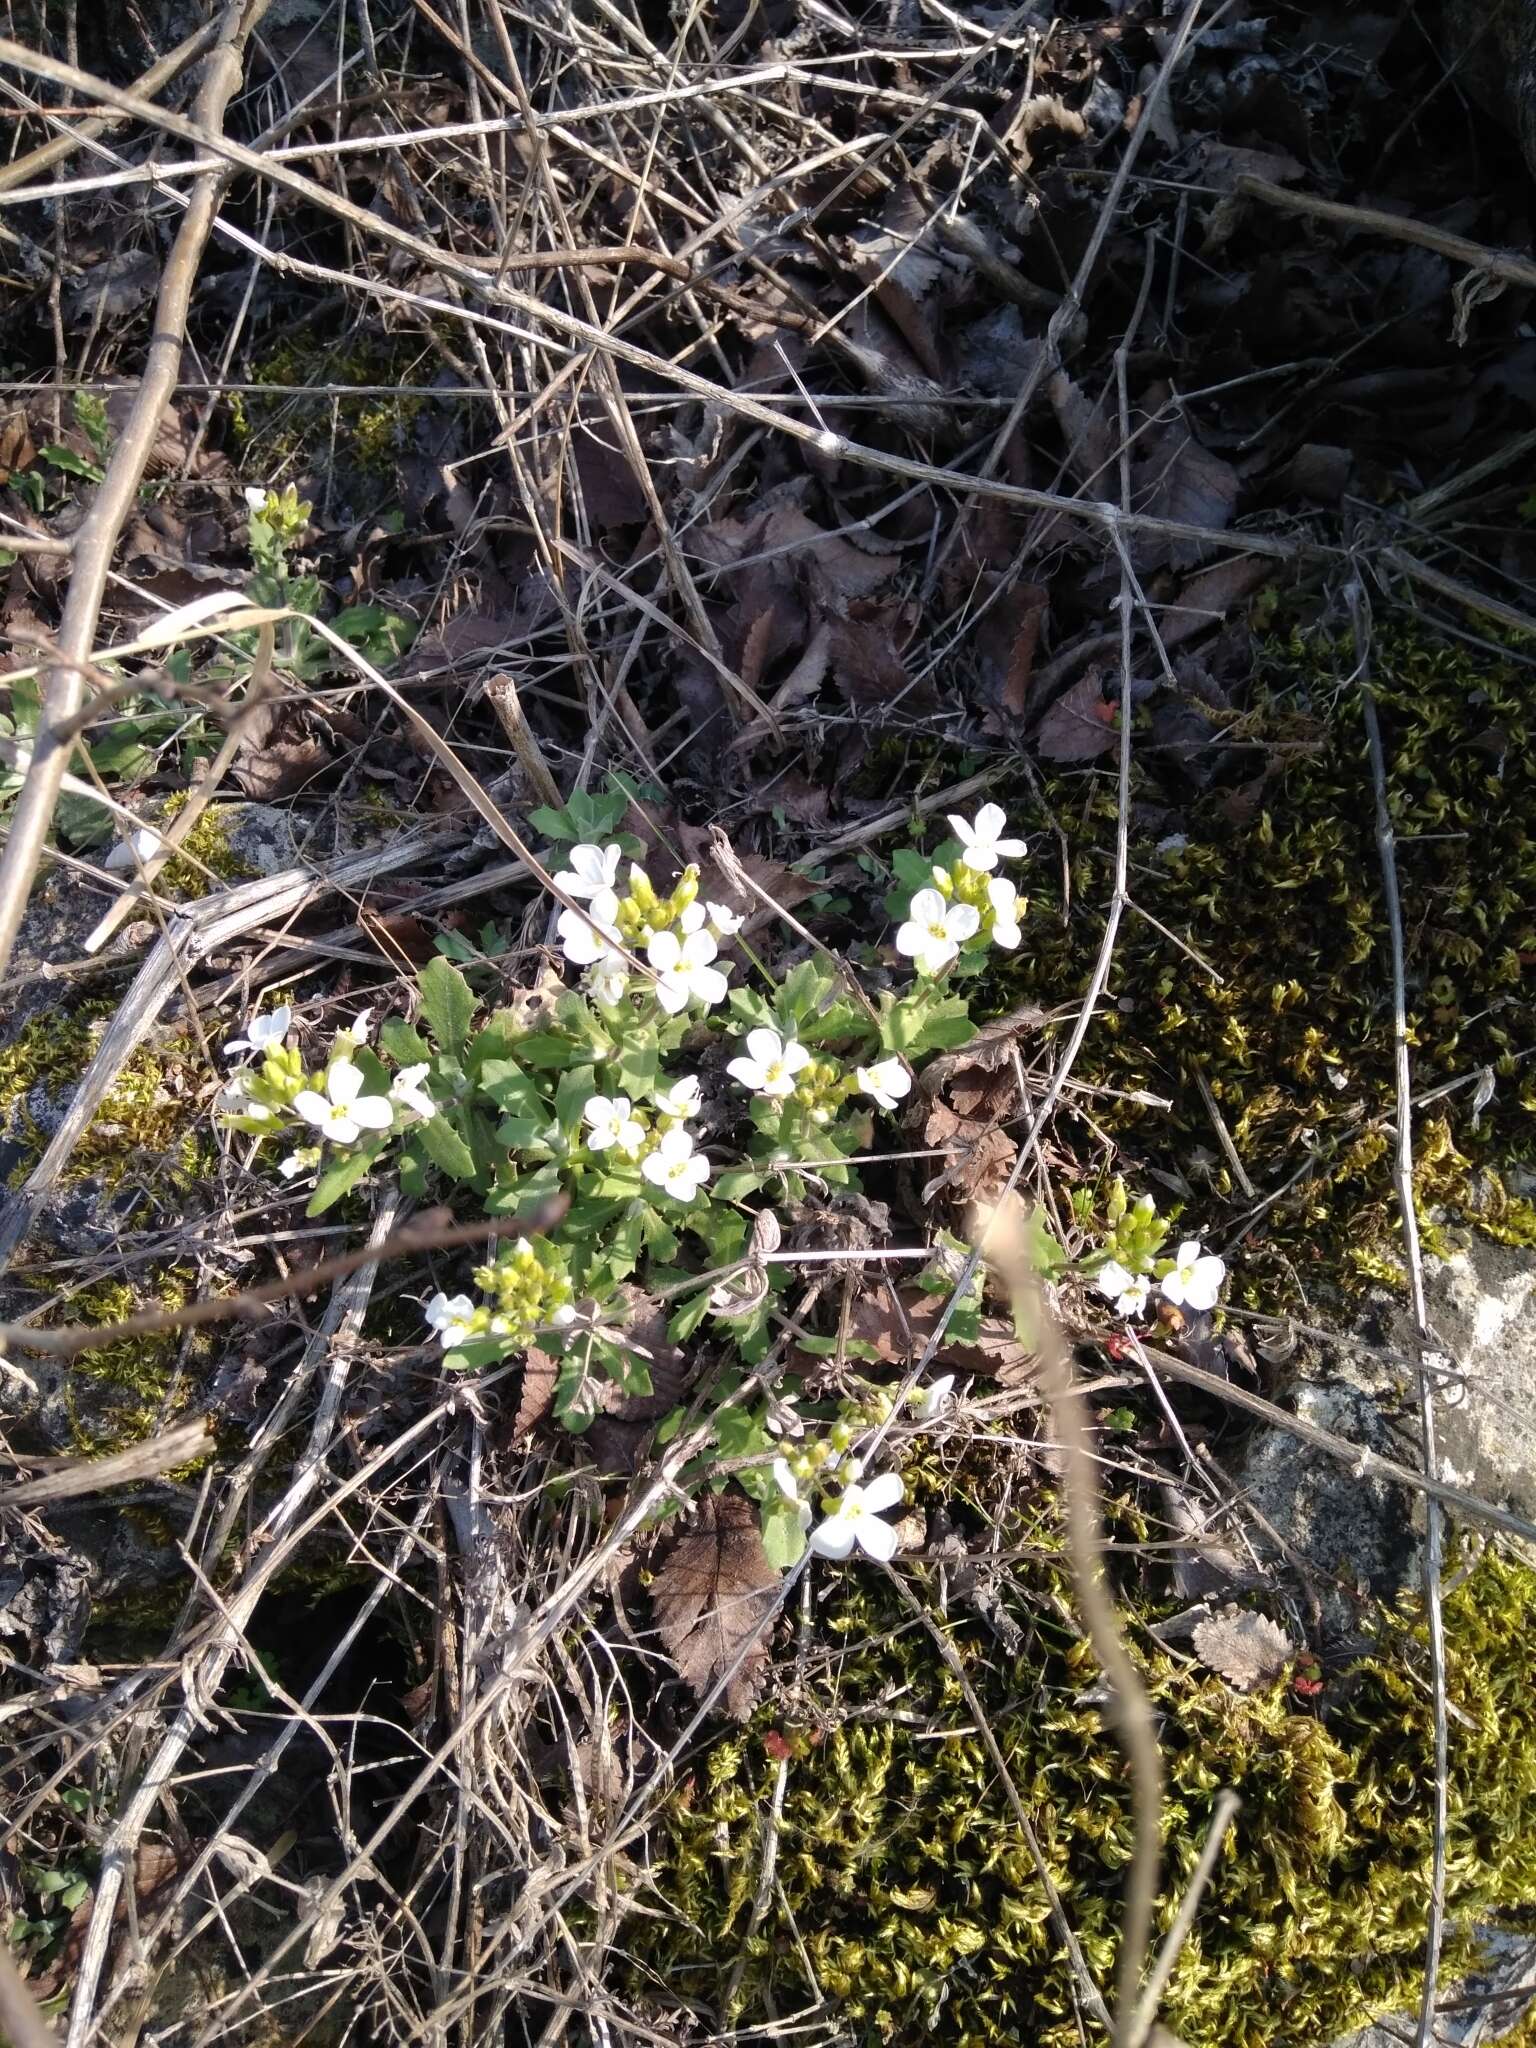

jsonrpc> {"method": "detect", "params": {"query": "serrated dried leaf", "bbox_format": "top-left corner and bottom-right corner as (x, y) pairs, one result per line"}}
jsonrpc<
(649, 1492), (780, 1719)
(511, 1348), (558, 1437)
(1036, 669), (1118, 763)
(1191, 1606), (1295, 1690)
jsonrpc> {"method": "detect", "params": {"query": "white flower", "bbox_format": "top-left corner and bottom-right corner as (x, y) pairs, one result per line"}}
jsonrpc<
(583, 1092), (646, 1158)
(727, 1027), (812, 1099)
(224, 1004), (292, 1059)
(390, 1063), (437, 1119)
(292, 1058), (394, 1144)
(948, 802), (1026, 873)
(343, 1006), (374, 1043)
(987, 876), (1021, 950)
(809, 1472), (907, 1561)
(424, 1291), (477, 1347)
(912, 1374), (955, 1421)
(705, 900), (744, 935)
(106, 823), (167, 871)
(557, 887), (623, 967)
(1159, 1240), (1226, 1313)
(654, 1073), (702, 1120)
(277, 1151), (309, 1180)
(243, 485), (267, 512)
(856, 1055), (911, 1112)
(646, 926), (729, 1014)
(583, 957), (630, 1006)
(554, 842), (622, 899)
(895, 888), (980, 976)
(640, 1125), (711, 1201)
(1096, 1259), (1150, 1319)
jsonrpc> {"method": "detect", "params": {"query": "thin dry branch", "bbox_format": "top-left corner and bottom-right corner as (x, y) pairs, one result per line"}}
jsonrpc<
(0, 0), (274, 991)
(973, 1192), (1163, 2047)
(1239, 173), (1536, 293)
(1349, 579), (1448, 2048)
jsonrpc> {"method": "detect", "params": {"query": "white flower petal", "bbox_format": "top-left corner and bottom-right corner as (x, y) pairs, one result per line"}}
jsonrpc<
(808, 1514), (858, 1559)
(855, 1513), (900, 1561)
(859, 1470), (906, 1516)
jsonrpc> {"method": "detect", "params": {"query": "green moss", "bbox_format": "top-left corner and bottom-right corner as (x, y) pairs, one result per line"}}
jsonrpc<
(61, 1272), (206, 1453)
(240, 336), (428, 478)
(947, 617), (1536, 1304)
(628, 1523), (1536, 2048)
(156, 791), (256, 891)
(0, 1012), (216, 1192)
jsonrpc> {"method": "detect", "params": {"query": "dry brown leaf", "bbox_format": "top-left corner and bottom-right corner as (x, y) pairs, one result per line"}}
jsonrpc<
(511, 1348), (558, 1438)
(649, 1491), (779, 1719)
(846, 1288), (1035, 1385)
(1048, 372), (1117, 495)
(678, 830), (820, 931)
(1191, 1606), (1295, 1690)
(1132, 421), (1239, 567)
(1160, 557), (1273, 647)
(1036, 669), (1118, 762)
(977, 577), (1048, 725)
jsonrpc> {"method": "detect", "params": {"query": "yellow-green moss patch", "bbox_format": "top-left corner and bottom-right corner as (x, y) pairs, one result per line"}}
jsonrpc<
(628, 1530), (1536, 2048)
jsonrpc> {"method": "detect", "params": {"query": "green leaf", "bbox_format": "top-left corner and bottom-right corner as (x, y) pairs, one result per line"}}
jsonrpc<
(879, 988), (975, 1056)
(485, 1160), (561, 1212)
(397, 1144), (430, 1198)
(615, 1030), (658, 1100)
(380, 1019), (432, 1066)
(418, 956), (476, 1052)
(306, 1147), (374, 1216)
(759, 1496), (808, 1569)
(331, 603), (415, 659)
(477, 1057), (544, 1118)
(776, 958), (835, 1025)
(40, 443), (103, 481)
(667, 1289), (713, 1343)
(416, 1114), (478, 1183)
(554, 1062), (597, 1131)
(511, 1031), (578, 1070)
(711, 1168), (766, 1202)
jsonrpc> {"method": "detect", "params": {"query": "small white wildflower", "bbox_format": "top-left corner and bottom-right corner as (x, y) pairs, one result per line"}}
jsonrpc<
(1096, 1259), (1151, 1319)
(583, 958), (629, 1006)
(987, 875), (1022, 950)
(554, 842), (622, 900)
(583, 1092), (646, 1159)
(640, 1125), (711, 1201)
(654, 1073), (702, 1120)
(557, 887), (623, 968)
(705, 900), (744, 936)
(911, 1374), (955, 1421)
(243, 485), (267, 513)
(424, 1291), (477, 1347)
(277, 1152), (307, 1180)
(809, 1472), (906, 1561)
(224, 1004), (292, 1059)
(343, 1006), (374, 1043)
(727, 1027), (812, 1099)
(292, 1058), (393, 1144)
(390, 1063), (437, 1119)
(646, 926), (729, 1014)
(855, 1055), (911, 1113)
(1159, 1240), (1225, 1313)
(948, 802), (1026, 873)
(895, 888), (979, 976)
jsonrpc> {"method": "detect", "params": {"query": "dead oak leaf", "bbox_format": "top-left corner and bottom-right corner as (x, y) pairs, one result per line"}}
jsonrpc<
(1191, 1606), (1295, 1691)
(649, 1491), (780, 1719)
(1036, 669), (1118, 762)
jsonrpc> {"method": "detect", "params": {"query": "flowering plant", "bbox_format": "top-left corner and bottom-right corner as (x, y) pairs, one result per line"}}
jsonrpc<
(216, 799), (1229, 1566)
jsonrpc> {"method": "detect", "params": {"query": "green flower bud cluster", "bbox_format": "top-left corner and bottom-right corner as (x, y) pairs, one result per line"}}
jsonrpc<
(471, 1236), (574, 1349)
(250, 483), (311, 547)
(930, 857), (1024, 948)
(779, 1385), (895, 1495)
(221, 1044), (308, 1134)
(1102, 1177), (1166, 1274)
(613, 862), (700, 946)
(790, 1055), (856, 1128)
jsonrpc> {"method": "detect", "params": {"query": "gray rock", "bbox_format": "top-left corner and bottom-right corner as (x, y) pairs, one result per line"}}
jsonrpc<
(1233, 1239), (1536, 1641)
(1394, 1241), (1536, 1527)
(1235, 1375), (1421, 1641)
(1335, 1925), (1536, 2048)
